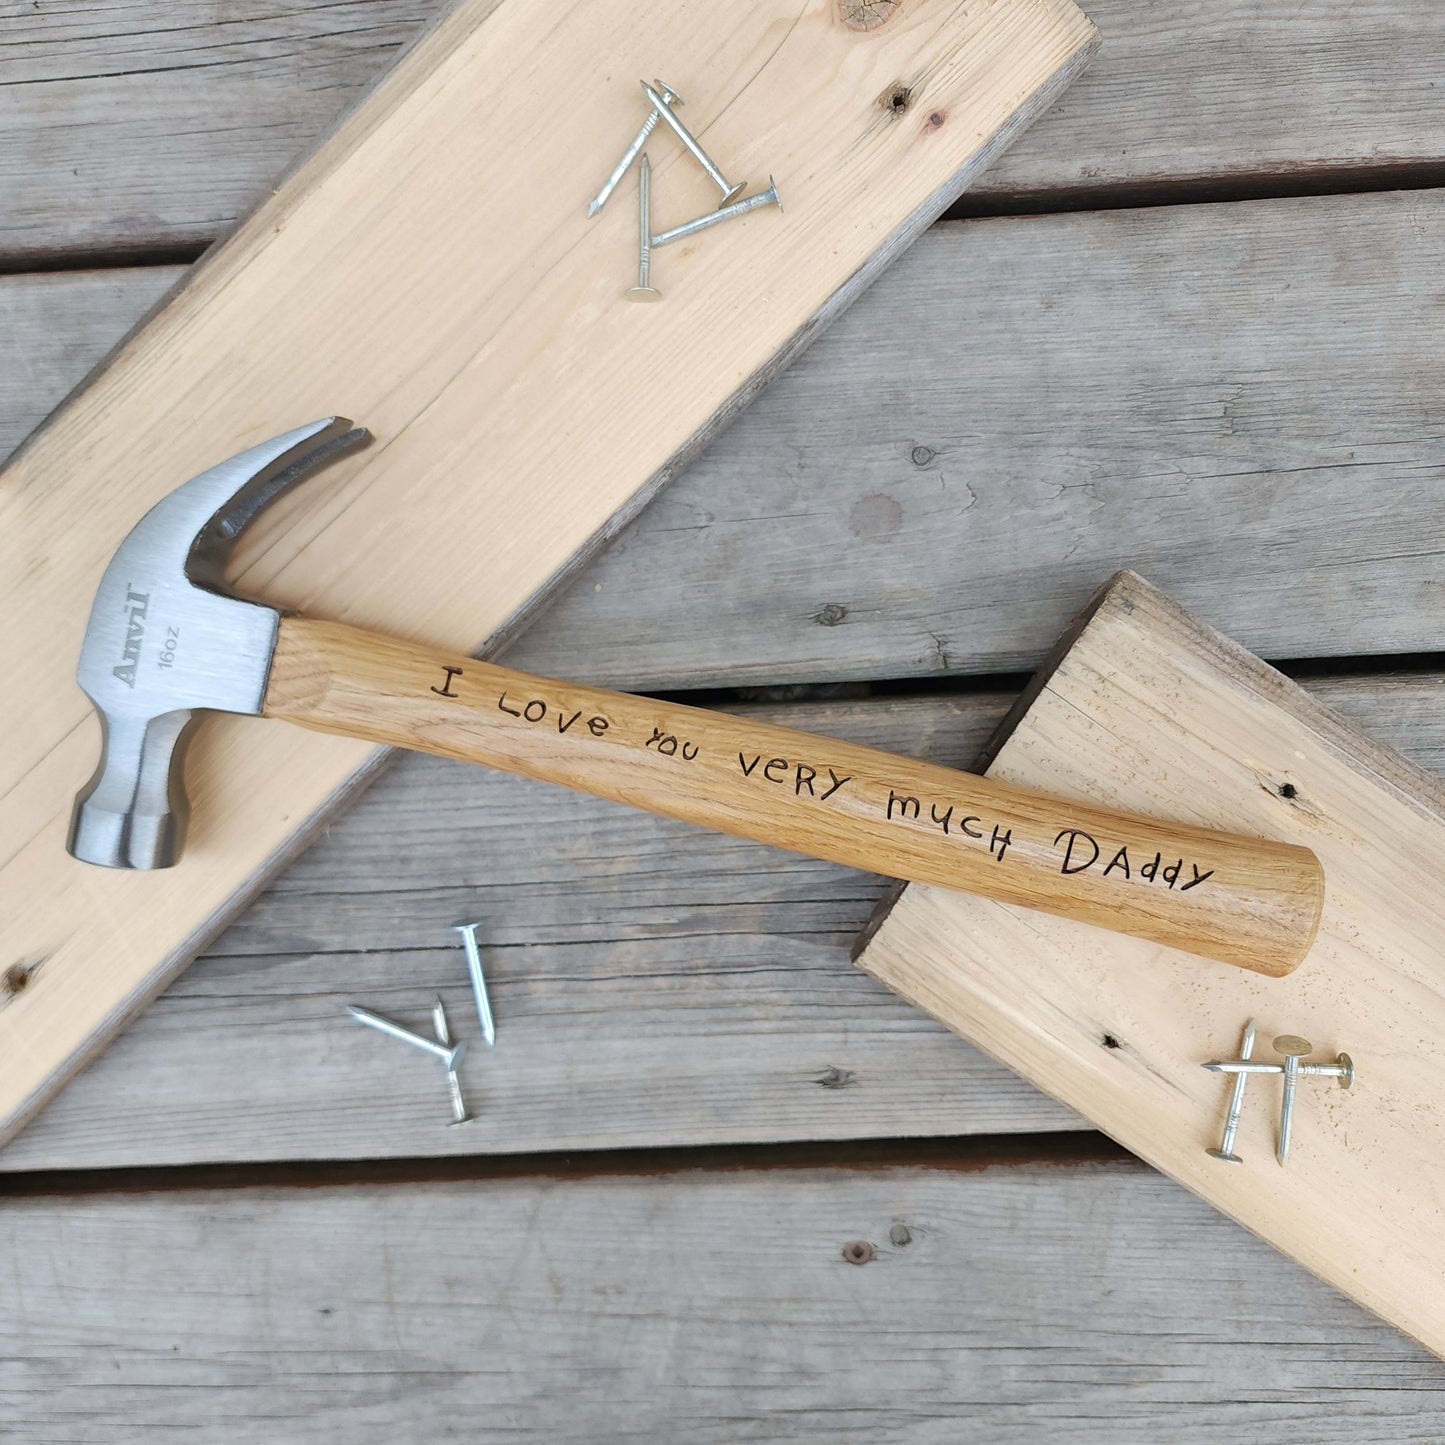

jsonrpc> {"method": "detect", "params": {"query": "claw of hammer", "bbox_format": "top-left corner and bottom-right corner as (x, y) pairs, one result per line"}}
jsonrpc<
(68, 418), (369, 869)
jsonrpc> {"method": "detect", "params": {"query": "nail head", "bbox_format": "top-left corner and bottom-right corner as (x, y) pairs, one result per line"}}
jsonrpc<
(1205, 1148), (1243, 1164)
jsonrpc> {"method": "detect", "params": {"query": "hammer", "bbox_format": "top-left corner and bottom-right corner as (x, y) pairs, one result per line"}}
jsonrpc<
(69, 419), (1323, 976)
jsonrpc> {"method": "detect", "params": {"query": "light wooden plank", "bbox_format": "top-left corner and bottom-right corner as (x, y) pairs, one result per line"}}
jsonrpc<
(857, 574), (1445, 1357)
(0, 0), (1097, 1151)
(8, 1), (1445, 259)
(10, 191), (1445, 693)
(4, 1158), (1443, 1442)
(6, 673), (1442, 1172)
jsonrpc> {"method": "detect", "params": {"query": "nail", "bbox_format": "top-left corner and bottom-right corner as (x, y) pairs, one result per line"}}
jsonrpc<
(649, 178), (782, 249)
(1274, 1034), (1312, 1165)
(1206, 1017), (1256, 1164)
(347, 1005), (467, 1070)
(432, 996), (472, 1126)
(1205, 1060), (1351, 1080)
(583, 79), (679, 216)
(640, 80), (746, 202)
(627, 153), (661, 301)
(453, 922), (496, 1047)
(588, 80), (683, 218)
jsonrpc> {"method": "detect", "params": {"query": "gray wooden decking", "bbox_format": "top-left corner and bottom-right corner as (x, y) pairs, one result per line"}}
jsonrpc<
(7, 2), (1445, 1438)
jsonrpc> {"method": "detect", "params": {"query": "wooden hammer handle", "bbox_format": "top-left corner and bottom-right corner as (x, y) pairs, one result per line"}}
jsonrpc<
(264, 617), (1323, 976)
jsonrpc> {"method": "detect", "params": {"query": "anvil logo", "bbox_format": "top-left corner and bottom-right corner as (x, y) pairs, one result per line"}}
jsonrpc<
(111, 587), (150, 687)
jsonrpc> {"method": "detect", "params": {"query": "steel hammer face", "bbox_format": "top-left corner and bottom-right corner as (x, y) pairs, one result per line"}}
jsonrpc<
(68, 418), (368, 869)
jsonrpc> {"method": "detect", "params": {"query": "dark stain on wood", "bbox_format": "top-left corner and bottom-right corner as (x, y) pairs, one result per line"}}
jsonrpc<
(2, 954), (45, 1008)
(878, 82), (914, 117)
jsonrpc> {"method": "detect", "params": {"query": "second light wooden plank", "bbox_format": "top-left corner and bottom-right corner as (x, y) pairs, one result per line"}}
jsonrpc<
(858, 575), (1445, 1356)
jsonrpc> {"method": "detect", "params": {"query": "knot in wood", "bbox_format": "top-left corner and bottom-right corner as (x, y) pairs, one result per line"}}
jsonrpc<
(842, 0), (904, 31)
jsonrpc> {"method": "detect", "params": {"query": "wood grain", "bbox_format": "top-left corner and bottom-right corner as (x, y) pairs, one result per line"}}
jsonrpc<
(7, 0), (1445, 259)
(5, 1157), (1443, 1442)
(6, 673), (1443, 1173)
(267, 616), (1324, 975)
(857, 573), (1445, 1357)
(10, 191), (1445, 692)
(0, 0), (1097, 1151)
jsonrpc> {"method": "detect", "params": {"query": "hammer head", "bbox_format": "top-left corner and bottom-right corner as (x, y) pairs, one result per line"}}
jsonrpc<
(69, 418), (368, 869)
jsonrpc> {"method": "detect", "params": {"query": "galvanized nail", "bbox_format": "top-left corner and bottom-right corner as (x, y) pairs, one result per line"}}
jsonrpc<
(1205, 1059), (1352, 1080)
(347, 1004), (467, 1070)
(588, 79), (683, 218)
(1205, 1016), (1256, 1164)
(1274, 1034), (1312, 1165)
(640, 80), (746, 202)
(627, 153), (661, 301)
(453, 922), (496, 1047)
(432, 995), (472, 1126)
(650, 178), (782, 249)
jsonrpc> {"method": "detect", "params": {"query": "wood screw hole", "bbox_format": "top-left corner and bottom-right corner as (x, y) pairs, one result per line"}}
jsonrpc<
(842, 1240), (875, 1265)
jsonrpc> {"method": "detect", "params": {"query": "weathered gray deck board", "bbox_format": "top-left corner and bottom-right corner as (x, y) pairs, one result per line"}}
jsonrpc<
(10, 194), (1445, 691)
(6, 1156), (1444, 1442)
(0, 265), (176, 461)
(4, 673), (1439, 1172)
(511, 191), (1445, 686)
(5, 0), (1445, 259)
